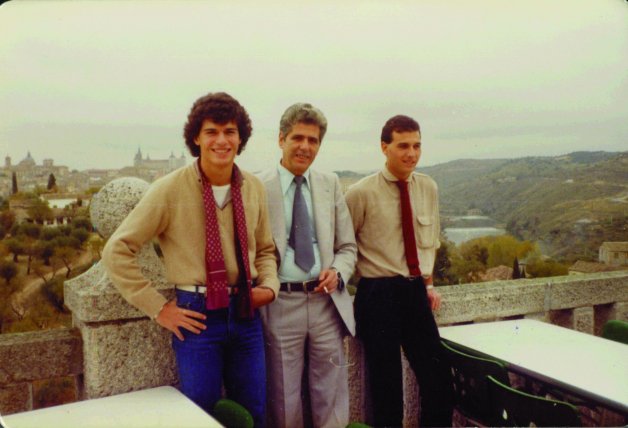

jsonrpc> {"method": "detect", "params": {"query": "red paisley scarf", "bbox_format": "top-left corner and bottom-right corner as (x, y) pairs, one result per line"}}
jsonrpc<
(198, 160), (253, 319)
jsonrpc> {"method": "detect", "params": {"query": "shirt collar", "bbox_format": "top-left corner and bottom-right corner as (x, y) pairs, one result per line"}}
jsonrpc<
(381, 164), (412, 183)
(194, 159), (245, 186)
(278, 162), (311, 195)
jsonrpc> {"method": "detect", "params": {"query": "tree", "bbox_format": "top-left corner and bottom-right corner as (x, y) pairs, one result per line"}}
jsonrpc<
(17, 222), (42, 240)
(434, 238), (458, 285)
(58, 225), (73, 236)
(27, 199), (53, 224)
(512, 257), (521, 279)
(53, 245), (76, 278)
(47, 173), (57, 191)
(4, 237), (24, 262)
(0, 260), (18, 285)
(12, 222), (43, 274)
(35, 240), (56, 266)
(40, 226), (62, 242)
(526, 258), (569, 278)
(12, 171), (18, 194)
(0, 209), (15, 239)
(32, 259), (56, 285)
(88, 236), (105, 260)
(71, 216), (92, 231)
(0, 210), (15, 232)
(71, 228), (90, 245)
(450, 243), (487, 283)
(86, 186), (102, 195)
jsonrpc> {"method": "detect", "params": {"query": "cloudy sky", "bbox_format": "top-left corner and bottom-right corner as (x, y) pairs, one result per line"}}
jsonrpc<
(1, 0), (626, 173)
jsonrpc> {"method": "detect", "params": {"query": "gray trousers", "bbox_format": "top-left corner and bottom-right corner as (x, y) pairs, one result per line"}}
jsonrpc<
(262, 291), (349, 428)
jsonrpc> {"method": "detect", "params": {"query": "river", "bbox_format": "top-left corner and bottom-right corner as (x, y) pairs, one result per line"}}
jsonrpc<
(443, 226), (507, 246)
(443, 215), (506, 245)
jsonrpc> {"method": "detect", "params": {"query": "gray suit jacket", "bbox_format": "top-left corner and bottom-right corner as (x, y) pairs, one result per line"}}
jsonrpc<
(257, 168), (357, 336)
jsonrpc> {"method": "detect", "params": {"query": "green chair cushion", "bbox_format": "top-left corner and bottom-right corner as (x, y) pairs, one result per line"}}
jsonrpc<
(601, 319), (628, 345)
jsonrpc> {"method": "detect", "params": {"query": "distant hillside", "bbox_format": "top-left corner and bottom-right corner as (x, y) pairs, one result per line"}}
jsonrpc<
(422, 151), (628, 260)
(417, 158), (511, 195)
(338, 151), (628, 261)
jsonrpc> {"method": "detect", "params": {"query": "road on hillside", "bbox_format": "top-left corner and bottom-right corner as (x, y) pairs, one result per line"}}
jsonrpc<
(10, 250), (94, 315)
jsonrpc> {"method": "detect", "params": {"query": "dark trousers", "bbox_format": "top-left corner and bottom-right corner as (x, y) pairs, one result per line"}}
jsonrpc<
(355, 276), (453, 428)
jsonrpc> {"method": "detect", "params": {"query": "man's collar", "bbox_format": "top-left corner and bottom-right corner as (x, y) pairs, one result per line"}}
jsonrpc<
(381, 165), (411, 182)
(194, 159), (244, 185)
(277, 162), (311, 195)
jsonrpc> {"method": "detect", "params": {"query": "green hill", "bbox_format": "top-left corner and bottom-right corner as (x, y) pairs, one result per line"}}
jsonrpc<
(421, 151), (628, 261)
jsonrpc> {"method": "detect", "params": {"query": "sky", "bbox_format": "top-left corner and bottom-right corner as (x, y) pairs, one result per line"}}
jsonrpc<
(1, 0), (627, 173)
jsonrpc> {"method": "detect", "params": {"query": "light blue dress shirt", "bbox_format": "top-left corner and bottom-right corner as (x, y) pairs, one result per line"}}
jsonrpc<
(277, 164), (322, 282)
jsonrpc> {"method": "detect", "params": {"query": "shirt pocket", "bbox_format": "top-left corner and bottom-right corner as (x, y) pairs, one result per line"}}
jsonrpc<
(415, 215), (436, 248)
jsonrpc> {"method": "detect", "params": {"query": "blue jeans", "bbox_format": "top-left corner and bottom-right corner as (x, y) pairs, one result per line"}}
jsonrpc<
(172, 289), (266, 428)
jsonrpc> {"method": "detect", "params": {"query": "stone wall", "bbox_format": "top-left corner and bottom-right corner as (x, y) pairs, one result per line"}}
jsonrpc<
(64, 177), (177, 399)
(1, 272), (626, 419)
(1, 177), (627, 424)
(0, 329), (82, 414)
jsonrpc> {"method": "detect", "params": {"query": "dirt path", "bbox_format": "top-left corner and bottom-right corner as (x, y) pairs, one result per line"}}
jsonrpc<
(10, 250), (94, 314)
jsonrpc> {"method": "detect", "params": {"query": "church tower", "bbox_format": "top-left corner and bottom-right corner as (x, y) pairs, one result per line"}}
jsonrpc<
(134, 147), (143, 167)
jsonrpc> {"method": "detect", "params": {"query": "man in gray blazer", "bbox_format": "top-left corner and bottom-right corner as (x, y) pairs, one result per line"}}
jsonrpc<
(257, 103), (357, 428)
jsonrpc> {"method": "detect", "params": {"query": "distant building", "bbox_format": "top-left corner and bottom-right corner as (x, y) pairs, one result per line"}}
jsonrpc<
(1, 151), (70, 196)
(130, 148), (186, 181)
(18, 151), (36, 168)
(599, 242), (628, 266)
(134, 148), (185, 171)
(0, 149), (186, 198)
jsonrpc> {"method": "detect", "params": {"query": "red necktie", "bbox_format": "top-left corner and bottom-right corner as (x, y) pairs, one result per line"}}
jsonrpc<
(396, 180), (421, 277)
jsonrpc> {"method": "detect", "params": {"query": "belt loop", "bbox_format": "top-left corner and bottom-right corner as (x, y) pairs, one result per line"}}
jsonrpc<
(302, 281), (308, 293)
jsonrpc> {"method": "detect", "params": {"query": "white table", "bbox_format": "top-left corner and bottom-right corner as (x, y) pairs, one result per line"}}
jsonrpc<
(440, 319), (628, 414)
(0, 386), (223, 428)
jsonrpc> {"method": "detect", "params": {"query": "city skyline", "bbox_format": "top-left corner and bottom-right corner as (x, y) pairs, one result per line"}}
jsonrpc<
(4, 147), (186, 171)
(5, 146), (626, 175)
(1, 0), (627, 173)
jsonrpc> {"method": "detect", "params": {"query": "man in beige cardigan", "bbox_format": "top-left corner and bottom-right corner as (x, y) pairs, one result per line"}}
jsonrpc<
(102, 92), (279, 427)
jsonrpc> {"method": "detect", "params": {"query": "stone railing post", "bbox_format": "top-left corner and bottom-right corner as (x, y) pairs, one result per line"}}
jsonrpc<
(64, 178), (177, 399)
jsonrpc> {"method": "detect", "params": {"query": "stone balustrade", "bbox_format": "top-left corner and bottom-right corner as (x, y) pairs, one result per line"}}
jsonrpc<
(1, 177), (627, 425)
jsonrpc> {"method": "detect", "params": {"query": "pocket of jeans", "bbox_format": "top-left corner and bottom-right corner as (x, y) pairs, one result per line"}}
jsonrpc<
(175, 289), (204, 312)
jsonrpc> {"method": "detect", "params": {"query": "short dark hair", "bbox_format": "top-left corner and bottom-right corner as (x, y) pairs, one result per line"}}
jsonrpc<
(183, 92), (253, 157)
(279, 103), (328, 143)
(380, 115), (421, 144)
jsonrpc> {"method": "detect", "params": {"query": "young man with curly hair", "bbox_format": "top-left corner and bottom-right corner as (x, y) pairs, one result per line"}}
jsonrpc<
(103, 92), (279, 427)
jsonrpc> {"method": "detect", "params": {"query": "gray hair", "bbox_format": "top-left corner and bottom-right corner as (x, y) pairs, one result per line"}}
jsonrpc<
(279, 103), (328, 142)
